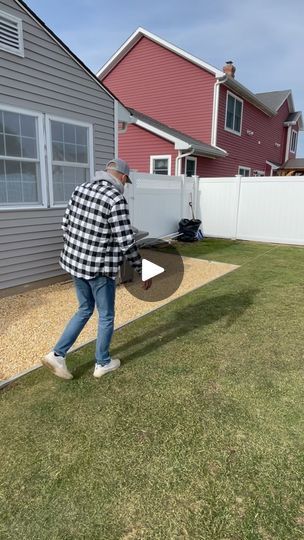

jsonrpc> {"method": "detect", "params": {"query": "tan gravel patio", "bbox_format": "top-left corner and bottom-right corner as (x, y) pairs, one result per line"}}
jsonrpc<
(0, 255), (238, 380)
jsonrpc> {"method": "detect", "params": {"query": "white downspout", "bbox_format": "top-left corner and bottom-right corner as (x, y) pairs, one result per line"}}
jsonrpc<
(114, 100), (119, 158)
(285, 125), (291, 163)
(175, 148), (195, 176)
(211, 75), (227, 147)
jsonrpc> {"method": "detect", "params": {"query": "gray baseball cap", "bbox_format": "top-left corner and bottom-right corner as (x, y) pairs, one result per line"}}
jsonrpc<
(106, 158), (132, 183)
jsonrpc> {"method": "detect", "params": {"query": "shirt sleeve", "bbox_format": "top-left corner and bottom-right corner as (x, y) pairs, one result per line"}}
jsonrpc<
(109, 197), (142, 274)
(62, 188), (78, 235)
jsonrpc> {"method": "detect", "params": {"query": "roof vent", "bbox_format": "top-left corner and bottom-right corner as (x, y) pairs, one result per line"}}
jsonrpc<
(0, 10), (24, 57)
(223, 60), (236, 78)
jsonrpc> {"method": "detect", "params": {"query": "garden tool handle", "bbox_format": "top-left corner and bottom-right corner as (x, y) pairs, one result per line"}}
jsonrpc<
(189, 193), (195, 220)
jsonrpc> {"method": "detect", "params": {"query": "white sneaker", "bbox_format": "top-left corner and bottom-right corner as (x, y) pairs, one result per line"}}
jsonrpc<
(42, 351), (73, 380)
(93, 358), (121, 378)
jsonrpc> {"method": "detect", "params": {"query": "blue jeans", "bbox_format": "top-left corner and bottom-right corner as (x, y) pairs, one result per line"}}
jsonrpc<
(54, 275), (116, 366)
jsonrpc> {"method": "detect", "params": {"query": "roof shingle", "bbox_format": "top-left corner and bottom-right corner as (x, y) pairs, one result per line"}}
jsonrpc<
(255, 90), (291, 111)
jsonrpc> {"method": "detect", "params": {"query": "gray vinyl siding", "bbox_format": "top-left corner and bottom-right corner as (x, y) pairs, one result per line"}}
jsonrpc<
(0, 0), (115, 290)
(0, 207), (64, 289)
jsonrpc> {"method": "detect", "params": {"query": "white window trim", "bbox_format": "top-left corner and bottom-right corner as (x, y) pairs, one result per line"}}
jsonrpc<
(266, 161), (279, 177)
(149, 154), (171, 175)
(225, 91), (243, 136)
(185, 156), (197, 177)
(0, 103), (47, 210)
(0, 9), (24, 57)
(290, 129), (297, 154)
(46, 114), (94, 207)
(238, 166), (251, 176)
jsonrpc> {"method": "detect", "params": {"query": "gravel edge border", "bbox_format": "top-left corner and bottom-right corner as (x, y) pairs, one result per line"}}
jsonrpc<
(0, 264), (238, 390)
(0, 311), (152, 390)
(0, 301), (175, 390)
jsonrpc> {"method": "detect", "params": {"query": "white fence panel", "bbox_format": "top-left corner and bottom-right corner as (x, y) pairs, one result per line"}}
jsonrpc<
(124, 180), (134, 222)
(197, 177), (240, 238)
(126, 172), (304, 245)
(182, 177), (199, 219)
(237, 177), (304, 244)
(198, 175), (304, 245)
(128, 172), (188, 238)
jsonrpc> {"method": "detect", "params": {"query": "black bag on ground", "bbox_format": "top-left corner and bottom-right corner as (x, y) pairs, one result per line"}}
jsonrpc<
(178, 218), (202, 242)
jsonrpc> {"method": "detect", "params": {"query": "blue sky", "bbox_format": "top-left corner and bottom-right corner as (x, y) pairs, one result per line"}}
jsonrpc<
(26, 0), (304, 157)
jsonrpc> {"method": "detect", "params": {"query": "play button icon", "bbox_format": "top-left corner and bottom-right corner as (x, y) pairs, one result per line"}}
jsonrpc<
(142, 259), (164, 281)
(124, 238), (184, 302)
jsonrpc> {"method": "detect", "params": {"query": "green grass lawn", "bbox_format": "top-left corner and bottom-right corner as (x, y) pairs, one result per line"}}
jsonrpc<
(1, 239), (304, 540)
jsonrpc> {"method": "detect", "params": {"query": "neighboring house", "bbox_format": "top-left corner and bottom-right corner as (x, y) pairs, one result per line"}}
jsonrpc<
(0, 0), (121, 291)
(97, 27), (303, 178)
(276, 158), (304, 176)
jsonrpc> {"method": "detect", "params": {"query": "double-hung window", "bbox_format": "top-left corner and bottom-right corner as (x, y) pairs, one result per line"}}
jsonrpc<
(0, 108), (43, 206)
(0, 107), (94, 209)
(150, 155), (171, 175)
(238, 166), (250, 177)
(225, 92), (243, 135)
(48, 118), (92, 205)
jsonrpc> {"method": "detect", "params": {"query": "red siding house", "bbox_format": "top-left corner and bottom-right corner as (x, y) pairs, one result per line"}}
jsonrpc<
(97, 28), (303, 178)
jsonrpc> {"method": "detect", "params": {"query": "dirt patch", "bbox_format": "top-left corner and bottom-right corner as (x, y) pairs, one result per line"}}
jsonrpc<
(0, 256), (238, 380)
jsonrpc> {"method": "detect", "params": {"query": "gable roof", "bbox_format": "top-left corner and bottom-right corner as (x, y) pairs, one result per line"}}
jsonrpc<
(97, 27), (223, 79)
(127, 108), (227, 158)
(255, 90), (294, 112)
(285, 112), (301, 123)
(97, 27), (289, 118)
(284, 111), (304, 130)
(13, 0), (117, 102)
(256, 91), (303, 129)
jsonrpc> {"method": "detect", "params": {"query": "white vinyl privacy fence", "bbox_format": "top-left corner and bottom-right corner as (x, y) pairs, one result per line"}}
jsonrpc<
(197, 176), (304, 245)
(125, 172), (197, 238)
(125, 172), (304, 245)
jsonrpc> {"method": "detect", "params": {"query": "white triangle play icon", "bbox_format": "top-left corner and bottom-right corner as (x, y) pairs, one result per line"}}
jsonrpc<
(142, 258), (164, 281)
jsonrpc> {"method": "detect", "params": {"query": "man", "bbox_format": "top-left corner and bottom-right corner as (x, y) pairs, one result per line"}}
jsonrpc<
(42, 158), (151, 380)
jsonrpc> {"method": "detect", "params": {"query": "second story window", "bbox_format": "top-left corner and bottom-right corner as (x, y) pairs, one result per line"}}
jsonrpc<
(290, 130), (298, 153)
(225, 92), (243, 135)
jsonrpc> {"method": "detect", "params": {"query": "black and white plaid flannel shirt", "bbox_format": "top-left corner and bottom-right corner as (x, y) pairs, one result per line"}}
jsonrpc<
(59, 175), (142, 280)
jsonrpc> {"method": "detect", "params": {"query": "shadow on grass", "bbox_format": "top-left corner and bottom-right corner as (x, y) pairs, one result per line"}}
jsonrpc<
(114, 288), (258, 364)
(159, 239), (239, 260)
(174, 238), (237, 254)
(72, 288), (258, 378)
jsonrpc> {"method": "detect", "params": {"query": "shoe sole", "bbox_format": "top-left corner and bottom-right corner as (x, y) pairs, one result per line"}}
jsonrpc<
(93, 365), (120, 378)
(41, 357), (73, 380)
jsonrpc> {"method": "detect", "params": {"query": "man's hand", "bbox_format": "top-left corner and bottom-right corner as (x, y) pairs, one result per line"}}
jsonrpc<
(142, 278), (152, 290)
